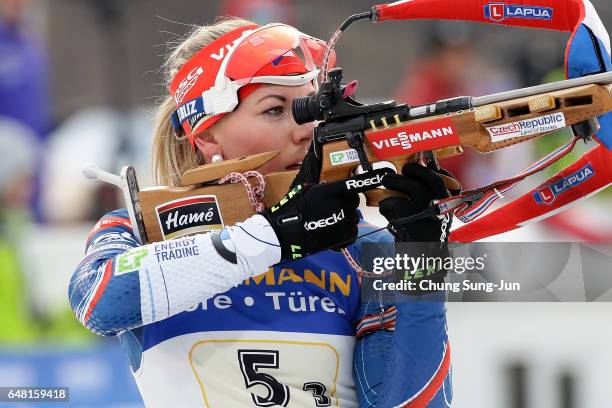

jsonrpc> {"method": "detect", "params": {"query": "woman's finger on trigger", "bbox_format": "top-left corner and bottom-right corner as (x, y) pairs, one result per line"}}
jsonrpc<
(400, 163), (448, 198)
(315, 179), (360, 208)
(382, 175), (432, 209)
(380, 196), (421, 216)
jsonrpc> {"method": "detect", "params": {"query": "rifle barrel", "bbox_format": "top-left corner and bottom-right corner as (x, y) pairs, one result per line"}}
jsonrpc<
(408, 71), (612, 118)
(472, 71), (612, 107)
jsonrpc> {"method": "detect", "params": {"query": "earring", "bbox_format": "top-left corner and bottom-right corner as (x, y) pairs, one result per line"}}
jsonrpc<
(211, 153), (224, 163)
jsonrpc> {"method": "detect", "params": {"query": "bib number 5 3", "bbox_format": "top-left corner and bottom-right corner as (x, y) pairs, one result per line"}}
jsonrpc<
(237, 349), (331, 407)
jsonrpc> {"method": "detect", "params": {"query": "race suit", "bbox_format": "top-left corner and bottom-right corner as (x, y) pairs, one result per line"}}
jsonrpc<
(68, 209), (451, 407)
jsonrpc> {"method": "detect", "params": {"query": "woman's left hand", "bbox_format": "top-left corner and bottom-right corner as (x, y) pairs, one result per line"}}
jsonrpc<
(379, 163), (458, 243)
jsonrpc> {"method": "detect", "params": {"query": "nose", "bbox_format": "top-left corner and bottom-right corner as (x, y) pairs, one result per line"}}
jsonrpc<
(292, 121), (314, 146)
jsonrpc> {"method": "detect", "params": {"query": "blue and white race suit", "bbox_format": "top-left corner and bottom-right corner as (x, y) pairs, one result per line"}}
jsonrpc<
(68, 209), (451, 407)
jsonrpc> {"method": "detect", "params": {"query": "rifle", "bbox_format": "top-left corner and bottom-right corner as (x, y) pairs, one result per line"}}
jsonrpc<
(84, 1), (612, 244)
(84, 68), (612, 244)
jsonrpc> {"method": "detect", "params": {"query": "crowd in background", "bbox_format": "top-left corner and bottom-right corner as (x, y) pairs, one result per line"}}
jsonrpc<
(0, 0), (611, 406)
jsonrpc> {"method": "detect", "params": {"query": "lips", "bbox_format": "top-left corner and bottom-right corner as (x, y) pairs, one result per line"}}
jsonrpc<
(286, 162), (302, 171)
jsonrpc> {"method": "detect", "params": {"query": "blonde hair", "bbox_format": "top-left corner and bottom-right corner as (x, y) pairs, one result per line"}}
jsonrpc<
(152, 18), (254, 186)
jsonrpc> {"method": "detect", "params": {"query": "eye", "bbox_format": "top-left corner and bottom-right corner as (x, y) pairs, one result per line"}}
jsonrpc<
(263, 106), (285, 117)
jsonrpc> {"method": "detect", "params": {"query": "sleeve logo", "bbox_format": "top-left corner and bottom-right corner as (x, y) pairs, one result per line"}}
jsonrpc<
(484, 3), (553, 22)
(533, 164), (594, 205)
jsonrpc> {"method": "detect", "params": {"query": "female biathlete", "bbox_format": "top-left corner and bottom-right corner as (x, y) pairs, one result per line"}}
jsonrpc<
(69, 19), (453, 408)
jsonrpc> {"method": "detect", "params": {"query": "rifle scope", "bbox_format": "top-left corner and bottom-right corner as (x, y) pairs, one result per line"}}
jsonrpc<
(292, 68), (344, 125)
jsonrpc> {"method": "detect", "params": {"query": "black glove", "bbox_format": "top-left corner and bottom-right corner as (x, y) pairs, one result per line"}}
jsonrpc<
(262, 180), (357, 261)
(379, 163), (458, 243)
(378, 163), (461, 294)
(262, 167), (389, 261)
(289, 141), (321, 188)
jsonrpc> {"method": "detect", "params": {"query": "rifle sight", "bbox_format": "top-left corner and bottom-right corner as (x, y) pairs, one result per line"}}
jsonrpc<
(292, 68), (344, 125)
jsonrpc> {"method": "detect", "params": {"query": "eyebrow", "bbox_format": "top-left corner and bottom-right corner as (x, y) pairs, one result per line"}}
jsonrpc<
(257, 94), (287, 104)
(257, 91), (316, 104)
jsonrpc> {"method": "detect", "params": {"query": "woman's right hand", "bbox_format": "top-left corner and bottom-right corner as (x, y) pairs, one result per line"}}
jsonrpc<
(261, 169), (388, 261)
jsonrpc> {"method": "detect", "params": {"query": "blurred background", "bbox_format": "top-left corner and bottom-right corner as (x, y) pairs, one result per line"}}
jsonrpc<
(0, 0), (611, 407)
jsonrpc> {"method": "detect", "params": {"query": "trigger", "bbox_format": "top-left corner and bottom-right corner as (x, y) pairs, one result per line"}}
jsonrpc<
(441, 174), (462, 194)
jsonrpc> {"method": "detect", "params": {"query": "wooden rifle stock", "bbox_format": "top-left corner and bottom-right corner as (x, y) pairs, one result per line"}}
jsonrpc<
(322, 82), (612, 205)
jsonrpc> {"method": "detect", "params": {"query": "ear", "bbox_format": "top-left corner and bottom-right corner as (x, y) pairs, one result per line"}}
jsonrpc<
(194, 133), (223, 164)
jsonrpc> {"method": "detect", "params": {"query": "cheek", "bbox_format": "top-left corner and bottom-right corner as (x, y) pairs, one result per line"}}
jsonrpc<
(218, 116), (291, 158)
